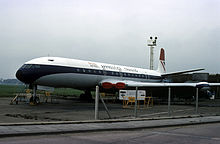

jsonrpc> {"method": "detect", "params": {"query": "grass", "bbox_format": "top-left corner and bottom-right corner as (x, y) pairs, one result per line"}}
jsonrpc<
(0, 85), (25, 97)
(0, 84), (84, 97)
(53, 88), (83, 97)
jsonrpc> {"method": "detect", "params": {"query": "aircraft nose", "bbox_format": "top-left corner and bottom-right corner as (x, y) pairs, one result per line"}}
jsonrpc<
(15, 64), (42, 84)
(15, 66), (33, 84)
(16, 69), (24, 83)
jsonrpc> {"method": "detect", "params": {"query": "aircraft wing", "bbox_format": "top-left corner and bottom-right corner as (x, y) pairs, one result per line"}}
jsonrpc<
(100, 79), (220, 88)
(161, 68), (205, 77)
(127, 81), (220, 87)
(124, 81), (197, 87)
(209, 83), (220, 86)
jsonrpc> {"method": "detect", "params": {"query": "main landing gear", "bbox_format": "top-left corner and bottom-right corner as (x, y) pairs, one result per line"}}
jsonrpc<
(80, 90), (93, 102)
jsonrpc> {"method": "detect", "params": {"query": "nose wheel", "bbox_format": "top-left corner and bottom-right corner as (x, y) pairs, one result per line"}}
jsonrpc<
(29, 84), (40, 105)
(29, 96), (40, 105)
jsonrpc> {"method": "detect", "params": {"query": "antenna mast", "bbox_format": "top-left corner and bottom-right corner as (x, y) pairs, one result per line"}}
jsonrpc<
(147, 36), (157, 70)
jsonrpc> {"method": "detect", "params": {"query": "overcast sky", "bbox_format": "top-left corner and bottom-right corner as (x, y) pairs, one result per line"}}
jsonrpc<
(0, 0), (219, 79)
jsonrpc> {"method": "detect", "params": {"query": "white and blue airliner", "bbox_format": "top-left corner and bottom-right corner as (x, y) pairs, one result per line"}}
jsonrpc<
(16, 48), (220, 102)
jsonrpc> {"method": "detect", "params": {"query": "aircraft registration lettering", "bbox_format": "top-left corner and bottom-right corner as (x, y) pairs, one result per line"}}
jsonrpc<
(101, 65), (122, 71)
(124, 67), (138, 72)
(88, 62), (99, 68)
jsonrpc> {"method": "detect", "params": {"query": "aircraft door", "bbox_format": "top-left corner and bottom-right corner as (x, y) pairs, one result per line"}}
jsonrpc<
(119, 69), (123, 79)
(102, 67), (107, 76)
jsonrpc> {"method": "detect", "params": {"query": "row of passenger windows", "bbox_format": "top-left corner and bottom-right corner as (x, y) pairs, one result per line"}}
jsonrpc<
(75, 68), (160, 79)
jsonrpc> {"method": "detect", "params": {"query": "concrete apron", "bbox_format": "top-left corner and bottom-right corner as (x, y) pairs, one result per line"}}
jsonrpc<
(0, 115), (220, 138)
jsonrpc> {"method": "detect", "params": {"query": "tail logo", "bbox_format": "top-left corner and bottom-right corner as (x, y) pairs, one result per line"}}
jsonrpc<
(158, 48), (166, 73)
(160, 60), (166, 72)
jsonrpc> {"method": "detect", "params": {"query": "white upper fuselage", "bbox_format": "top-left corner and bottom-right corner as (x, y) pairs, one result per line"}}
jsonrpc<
(26, 57), (161, 76)
(17, 57), (162, 89)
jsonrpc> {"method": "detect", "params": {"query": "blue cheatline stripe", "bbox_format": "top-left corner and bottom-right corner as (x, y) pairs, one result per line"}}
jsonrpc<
(18, 64), (162, 84)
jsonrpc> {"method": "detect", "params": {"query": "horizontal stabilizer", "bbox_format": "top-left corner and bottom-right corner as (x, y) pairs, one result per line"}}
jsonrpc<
(161, 68), (205, 77)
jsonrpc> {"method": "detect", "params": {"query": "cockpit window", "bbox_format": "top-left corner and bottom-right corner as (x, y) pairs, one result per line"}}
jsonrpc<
(21, 64), (40, 69)
(48, 59), (54, 61)
(21, 64), (32, 69)
(21, 65), (26, 69)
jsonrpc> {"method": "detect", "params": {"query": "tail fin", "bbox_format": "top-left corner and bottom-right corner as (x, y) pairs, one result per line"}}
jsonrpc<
(157, 48), (166, 74)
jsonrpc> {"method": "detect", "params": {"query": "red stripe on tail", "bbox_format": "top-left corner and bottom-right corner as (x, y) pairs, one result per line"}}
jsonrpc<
(160, 48), (165, 61)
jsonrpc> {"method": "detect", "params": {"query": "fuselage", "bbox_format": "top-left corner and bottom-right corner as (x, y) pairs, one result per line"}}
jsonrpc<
(16, 57), (162, 89)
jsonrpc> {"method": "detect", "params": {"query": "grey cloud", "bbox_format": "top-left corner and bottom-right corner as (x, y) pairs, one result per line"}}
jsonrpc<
(0, 0), (219, 78)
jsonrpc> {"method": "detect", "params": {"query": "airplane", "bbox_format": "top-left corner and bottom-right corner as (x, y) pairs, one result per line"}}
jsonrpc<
(16, 48), (220, 103)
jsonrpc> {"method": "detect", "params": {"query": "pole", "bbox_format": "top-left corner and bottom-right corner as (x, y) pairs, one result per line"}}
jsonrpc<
(168, 87), (171, 117)
(95, 86), (99, 120)
(150, 46), (154, 70)
(217, 77), (220, 98)
(217, 86), (219, 98)
(148, 36), (157, 70)
(134, 87), (138, 118)
(196, 88), (199, 114)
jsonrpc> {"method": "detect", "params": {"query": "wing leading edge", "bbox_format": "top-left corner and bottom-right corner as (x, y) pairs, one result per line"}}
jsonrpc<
(100, 79), (220, 88)
(161, 68), (205, 77)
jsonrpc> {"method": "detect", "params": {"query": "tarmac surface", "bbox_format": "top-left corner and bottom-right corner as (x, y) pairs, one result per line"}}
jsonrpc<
(1, 97), (220, 123)
(0, 97), (220, 138)
(1, 123), (220, 144)
(0, 116), (220, 137)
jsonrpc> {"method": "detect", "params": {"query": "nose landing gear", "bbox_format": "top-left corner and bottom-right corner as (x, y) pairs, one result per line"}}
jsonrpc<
(29, 96), (40, 105)
(29, 85), (40, 105)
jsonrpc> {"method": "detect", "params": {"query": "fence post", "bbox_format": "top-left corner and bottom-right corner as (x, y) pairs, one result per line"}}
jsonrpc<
(195, 87), (199, 114)
(95, 86), (99, 120)
(168, 87), (171, 117)
(134, 87), (138, 118)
